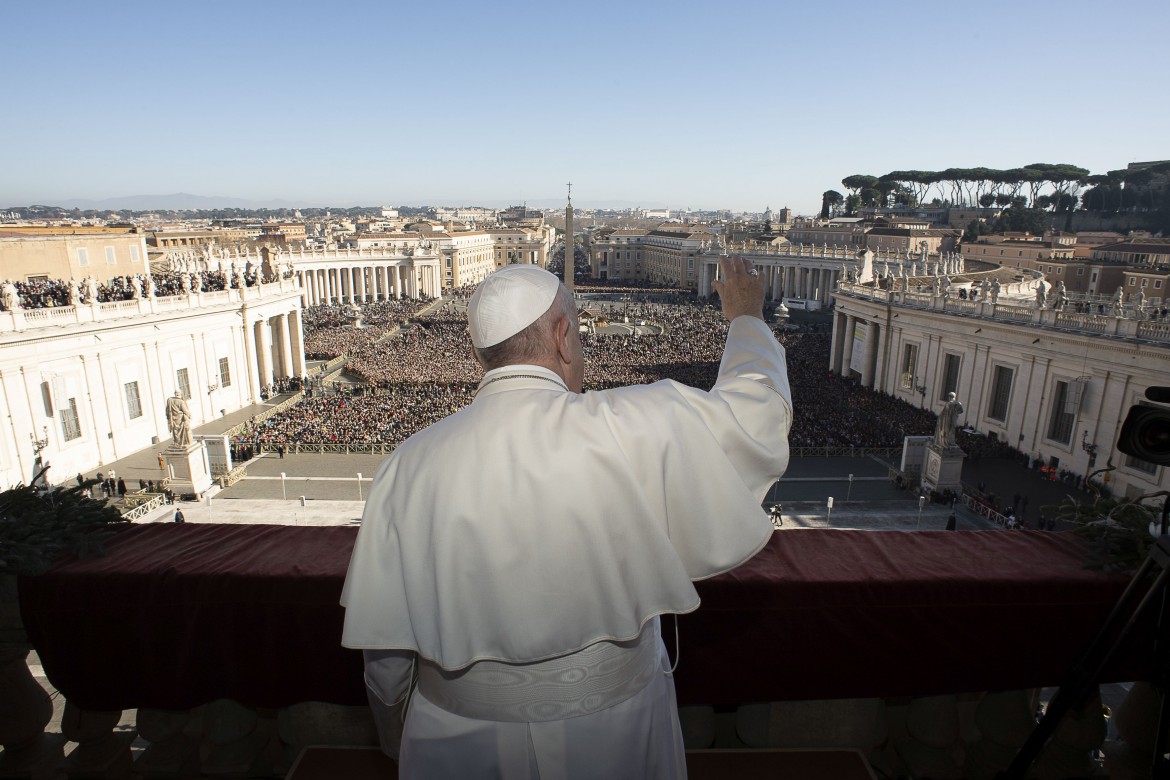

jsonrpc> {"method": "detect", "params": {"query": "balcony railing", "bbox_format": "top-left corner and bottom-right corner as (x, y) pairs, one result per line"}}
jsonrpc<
(837, 281), (1170, 344)
(0, 278), (303, 335)
(5, 523), (1160, 778)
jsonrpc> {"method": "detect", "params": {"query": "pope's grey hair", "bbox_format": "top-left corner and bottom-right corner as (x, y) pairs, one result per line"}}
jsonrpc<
(474, 287), (574, 371)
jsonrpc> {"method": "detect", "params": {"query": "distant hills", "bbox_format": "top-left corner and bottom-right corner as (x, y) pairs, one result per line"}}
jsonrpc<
(5, 194), (685, 212)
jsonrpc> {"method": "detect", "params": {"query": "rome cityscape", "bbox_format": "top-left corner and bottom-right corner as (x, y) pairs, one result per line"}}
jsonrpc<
(3, 0), (1170, 777)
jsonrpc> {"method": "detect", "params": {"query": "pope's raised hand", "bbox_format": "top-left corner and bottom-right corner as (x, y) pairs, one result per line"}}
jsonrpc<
(712, 255), (766, 322)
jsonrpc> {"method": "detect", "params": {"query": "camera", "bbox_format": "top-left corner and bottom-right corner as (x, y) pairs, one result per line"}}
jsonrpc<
(1117, 387), (1170, 466)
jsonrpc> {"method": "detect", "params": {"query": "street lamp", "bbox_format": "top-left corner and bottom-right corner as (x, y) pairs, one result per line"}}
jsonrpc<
(827, 496), (834, 523)
(917, 494), (927, 530)
(846, 473), (854, 502)
(30, 426), (49, 486)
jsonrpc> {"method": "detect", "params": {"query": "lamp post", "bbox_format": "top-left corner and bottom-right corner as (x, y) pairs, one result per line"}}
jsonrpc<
(847, 473), (854, 502)
(827, 496), (834, 523)
(356, 473), (363, 502)
(280, 472), (287, 501)
(917, 494), (927, 530)
(30, 426), (49, 487)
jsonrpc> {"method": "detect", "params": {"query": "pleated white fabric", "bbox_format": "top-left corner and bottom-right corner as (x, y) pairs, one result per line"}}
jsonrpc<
(343, 315), (793, 777)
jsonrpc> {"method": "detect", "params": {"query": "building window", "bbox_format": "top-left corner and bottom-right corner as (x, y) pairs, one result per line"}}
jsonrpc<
(940, 354), (961, 400)
(176, 368), (191, 400)
(1077, 268), (1085, 276)
(219, 357), (232, 387)
(1142, 279), (1149, 288)
(124, 381), (143, 420)
(1126, 454), (1158, 475)
(60, 398), (82, 441)
(130, 245), (141, 263)
(987, 366), (1014, 422)
(1130, 278), (1137, 286)
(900, 343), (918, 390)
(105, 246), (117, 264)
(77, 248), (89, 266)
(1046, 380), (1076, 445)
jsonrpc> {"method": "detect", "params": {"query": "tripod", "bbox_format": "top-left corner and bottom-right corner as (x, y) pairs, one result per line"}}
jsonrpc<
(999, 533), (1170, 779)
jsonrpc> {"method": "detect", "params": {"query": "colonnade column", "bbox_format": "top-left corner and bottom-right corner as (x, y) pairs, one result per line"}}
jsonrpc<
(771, 267), (782, 300)
(829, 310), (846, 373)
(839, 315), (855, 378)
(289, 309), (306, 378)
(861, 321), (880, 388)
(378, 266), (388, 301)
(255, 318), (274, 390)
(276, 314), (294, 380)
(242, 317), (261, 404)
(393, 267), (402, 300)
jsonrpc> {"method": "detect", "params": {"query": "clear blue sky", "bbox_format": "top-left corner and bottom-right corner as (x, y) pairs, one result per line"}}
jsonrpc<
(3, 0), (1166, 214)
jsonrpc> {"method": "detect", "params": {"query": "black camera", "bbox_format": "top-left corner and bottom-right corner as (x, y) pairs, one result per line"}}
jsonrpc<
(1117, 387), (1170, 466)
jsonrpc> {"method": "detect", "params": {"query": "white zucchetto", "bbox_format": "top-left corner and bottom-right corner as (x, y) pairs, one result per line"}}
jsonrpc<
(467, 265), (562, 349)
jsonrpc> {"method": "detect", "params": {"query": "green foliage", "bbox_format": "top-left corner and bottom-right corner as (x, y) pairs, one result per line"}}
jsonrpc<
(1044, 493), (1163, 574)
(820, 190), (843, 219)
(0, 479), (124, 576)
(963, 219), (991, 243)
(996, 206), (1050, 234)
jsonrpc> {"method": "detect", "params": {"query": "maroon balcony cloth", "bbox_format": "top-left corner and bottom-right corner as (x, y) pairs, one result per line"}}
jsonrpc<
(19, 524), (1144, 712)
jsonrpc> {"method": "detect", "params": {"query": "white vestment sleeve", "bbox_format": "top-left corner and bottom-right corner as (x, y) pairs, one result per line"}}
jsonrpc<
(363, 649), (414, 759)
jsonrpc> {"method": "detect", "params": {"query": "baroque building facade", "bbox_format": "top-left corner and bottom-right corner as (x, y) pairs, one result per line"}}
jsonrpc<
(830, 281), (1170, 500)
(0, 279), (304, 490)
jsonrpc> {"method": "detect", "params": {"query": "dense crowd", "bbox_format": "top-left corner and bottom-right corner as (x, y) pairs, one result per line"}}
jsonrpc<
(301, 299), (433, 359)
(246, 294), (949, 451)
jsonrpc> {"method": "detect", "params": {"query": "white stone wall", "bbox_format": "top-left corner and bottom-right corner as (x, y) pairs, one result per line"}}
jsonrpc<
(832, 290), (1170, 498)
(0, 285), (302, 489)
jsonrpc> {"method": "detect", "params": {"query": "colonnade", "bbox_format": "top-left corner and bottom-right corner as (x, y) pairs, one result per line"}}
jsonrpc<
(698, 257), (840, 306)
(242, 308), (306, 399)
(829, 310), (883, 389)
(295, 262), (440, 308)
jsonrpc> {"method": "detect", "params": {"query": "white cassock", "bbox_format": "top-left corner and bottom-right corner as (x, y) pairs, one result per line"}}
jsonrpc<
(341, 315), (792, 779)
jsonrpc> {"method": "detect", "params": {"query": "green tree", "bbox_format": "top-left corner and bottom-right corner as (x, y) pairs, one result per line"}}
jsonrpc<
(844, 194), (862, 216)
(996, 206), (1050, 235)
(963, 219), (992, 243)
(820, 190), (843, 219)
(841, 175), (879, 197)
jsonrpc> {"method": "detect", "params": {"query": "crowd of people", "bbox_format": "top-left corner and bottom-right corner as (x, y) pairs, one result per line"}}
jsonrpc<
(302, 299), (433, 359)
(6, 269), (268, 310)
(244, 293), (951, 452)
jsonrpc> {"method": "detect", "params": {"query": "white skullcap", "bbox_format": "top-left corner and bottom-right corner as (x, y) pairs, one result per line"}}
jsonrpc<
(467, 265), (562, 349)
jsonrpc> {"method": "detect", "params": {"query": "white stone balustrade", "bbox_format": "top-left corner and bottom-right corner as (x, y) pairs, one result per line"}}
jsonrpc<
(0, 277), (302, 335)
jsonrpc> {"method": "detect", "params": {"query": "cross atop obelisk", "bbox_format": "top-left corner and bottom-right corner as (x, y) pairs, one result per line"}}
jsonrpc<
(563, 181), (574, 292)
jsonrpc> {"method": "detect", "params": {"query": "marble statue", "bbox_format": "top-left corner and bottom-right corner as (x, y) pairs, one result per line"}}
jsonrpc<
(935, 392), (964, 449)
(145, 274), (156, 298)
(1, 280), (19, 311)
(1035, 281), (1048, 309)
(980, 278), (990, 300)
(130, 275), (142, 299)
(166, 391), (192, 448)
(990, 279), (1001, 303)
(180, 273), (192, 294)
(86, 276), (100, 302)
(68, 279), (81, 306)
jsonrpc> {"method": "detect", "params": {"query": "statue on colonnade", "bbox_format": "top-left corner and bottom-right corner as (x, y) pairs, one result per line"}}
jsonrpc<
(934, 392), (964, 449)
(166, 391), (192, 448)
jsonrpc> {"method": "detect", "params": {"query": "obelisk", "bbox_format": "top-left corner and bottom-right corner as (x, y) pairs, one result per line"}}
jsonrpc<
(564, 182), (574, 292)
